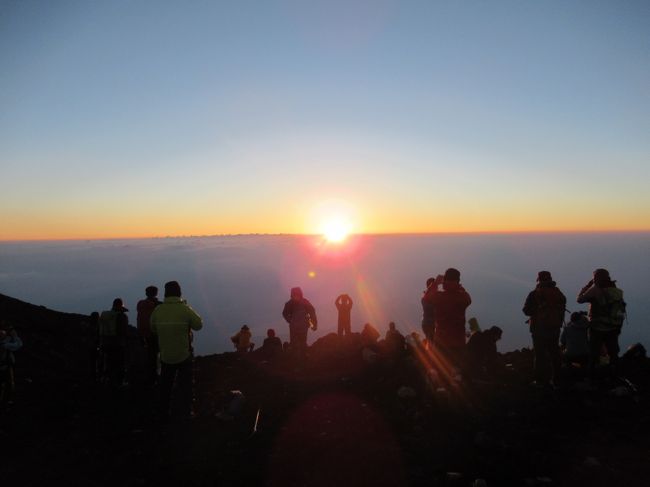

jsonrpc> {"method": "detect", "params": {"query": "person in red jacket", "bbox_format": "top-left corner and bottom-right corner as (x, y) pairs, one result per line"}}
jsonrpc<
(430, 268), (472, 368)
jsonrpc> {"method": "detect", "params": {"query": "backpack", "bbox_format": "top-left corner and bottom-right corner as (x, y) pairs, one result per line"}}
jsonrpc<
(99, 310), (118, 337)
(602, 288), (626, 328)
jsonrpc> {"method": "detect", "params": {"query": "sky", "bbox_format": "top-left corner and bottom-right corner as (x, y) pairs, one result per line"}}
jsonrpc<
(1, 1), (649, 240)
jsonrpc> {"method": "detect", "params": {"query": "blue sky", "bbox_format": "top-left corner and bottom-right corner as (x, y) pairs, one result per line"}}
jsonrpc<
(1, 1), (649, 238)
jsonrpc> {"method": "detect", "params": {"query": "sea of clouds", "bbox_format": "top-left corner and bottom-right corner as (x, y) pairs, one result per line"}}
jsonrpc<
(1, 233), (648, 356)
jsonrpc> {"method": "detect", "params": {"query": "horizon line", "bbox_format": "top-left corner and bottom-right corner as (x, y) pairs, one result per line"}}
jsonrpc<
(2, 228), (650, 243)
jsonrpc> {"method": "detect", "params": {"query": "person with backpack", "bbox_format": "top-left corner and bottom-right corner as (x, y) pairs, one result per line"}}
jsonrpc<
(0, 322), (23, 410)
(577, 268), (626, 374)
(99, 298), (129, 387)
(334, 294), (353, 337)
(523, 271), (567, 386)
(150, 281), (203, 420)
(137, 285), (161, 386)
(282, 287), (317, 357)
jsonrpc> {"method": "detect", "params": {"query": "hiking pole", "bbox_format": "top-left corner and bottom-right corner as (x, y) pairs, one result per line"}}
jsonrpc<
(248, 407), (261, 439)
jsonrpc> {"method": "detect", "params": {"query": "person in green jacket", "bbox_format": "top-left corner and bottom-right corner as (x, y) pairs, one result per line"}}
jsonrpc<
(150, 280), (203, 419)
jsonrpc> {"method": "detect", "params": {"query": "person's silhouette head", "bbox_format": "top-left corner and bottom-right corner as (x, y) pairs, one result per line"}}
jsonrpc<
(165, 281), (182, 298)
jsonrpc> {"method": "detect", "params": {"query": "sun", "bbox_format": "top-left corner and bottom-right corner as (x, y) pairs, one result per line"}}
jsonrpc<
(322, 219), (352, 243)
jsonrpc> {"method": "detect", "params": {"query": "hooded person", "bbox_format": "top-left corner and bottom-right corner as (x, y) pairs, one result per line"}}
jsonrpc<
(523, 271), (567, 386)
(430, 268), (472, 367)
(577, 268), (626, 373)
(282, 287), (317, 357)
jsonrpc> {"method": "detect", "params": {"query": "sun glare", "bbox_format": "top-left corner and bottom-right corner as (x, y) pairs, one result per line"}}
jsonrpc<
(323, 219), (351, 243)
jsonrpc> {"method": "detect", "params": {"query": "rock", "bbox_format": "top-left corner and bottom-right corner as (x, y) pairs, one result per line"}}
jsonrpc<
(583, 456), (601, 468)
(397, 386), (417, 398)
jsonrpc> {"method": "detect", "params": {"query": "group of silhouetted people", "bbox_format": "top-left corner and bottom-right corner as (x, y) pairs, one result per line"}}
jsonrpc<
(93, 280), (202, 420)
(82, 264), (626, 420)
(523, 268), (626, 386)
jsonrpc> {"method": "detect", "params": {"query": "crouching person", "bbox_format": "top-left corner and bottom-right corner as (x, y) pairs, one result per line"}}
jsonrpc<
(151, 281), (202, 420)
(561, 312), (590, 368)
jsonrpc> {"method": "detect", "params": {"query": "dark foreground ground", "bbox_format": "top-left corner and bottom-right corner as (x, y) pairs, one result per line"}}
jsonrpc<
(2, 292), (650, 487)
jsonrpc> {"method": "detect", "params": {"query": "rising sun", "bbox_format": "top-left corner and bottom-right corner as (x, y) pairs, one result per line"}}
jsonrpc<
(322, 219), (352, 243)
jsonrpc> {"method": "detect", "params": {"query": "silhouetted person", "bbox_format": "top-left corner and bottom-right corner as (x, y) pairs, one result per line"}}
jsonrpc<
(99, 298), (129, 387)
(361, 322), (380, 348)
(430, 268), (472, 368)
(335, 294), (353, 337)
(577, 268), (626, 375)
(466, 325), (503, 379)
(0, 322), (22, 410)
(261, 328), (283, 359)
(151, 281), (203, 419)
(231, 325), (254, 353)
(421, 277), (436, 348)
(137, 285), (161, 386)
(523, 271), (566, 386)
(282, 287), (317, 358)
(384, 321), (406, 356)
(561, 312), (590, 368)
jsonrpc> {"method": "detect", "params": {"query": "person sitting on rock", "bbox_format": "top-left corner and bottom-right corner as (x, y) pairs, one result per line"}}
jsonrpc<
(261, 328), (283, 359)
(466, 325), (503, 379)
(384, 321), (406, 356)
(231, 325), (254, 353)
(560, 312), (590, 368)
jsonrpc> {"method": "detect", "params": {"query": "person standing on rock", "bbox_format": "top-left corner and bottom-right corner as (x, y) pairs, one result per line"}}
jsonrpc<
(99, 298), (129, 387)
(137, 285), (161, 386)
(421, 277), (437, 349)
(150, 281), (203, 419)
(334, 293), (353, 337)
(282, 287), (317, 357)
(577, 268), (626, 375)
(523, 271), (567, 386)
(430, 268), (472, 374)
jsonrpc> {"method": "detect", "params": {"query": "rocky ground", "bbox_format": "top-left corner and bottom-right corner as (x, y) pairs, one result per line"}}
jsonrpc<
(2, 292), (650, 487)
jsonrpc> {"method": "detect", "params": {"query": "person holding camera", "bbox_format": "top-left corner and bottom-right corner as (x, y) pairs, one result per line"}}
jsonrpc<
(334, 293), (353, 337)
(150, 281), (203, 420)
(577, 268), (626, 375)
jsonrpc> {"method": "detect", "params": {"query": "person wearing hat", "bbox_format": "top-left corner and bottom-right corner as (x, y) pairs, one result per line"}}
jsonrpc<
(429, 268), (472, 370)
(577, 268), (626, 374)
(282, 287), (318, 358)
(231, 325), (254, 353)
(98, 298), (129, 387)
(150, 281), (203, 419)
(523, 271), (567, 386)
